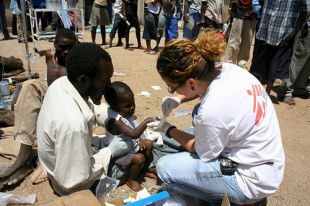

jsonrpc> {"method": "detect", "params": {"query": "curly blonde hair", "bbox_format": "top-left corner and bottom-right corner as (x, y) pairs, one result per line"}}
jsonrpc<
(156, 30), (226, 84)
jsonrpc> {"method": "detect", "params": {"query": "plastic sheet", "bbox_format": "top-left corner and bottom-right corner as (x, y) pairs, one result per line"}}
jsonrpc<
(0, 192), (36, 206)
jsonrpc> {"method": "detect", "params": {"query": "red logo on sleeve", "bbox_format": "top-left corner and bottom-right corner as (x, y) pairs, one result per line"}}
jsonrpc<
(247, 84), (266, 125)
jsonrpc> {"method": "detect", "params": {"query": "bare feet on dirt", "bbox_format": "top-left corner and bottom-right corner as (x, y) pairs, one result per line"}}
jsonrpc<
(0, 161), (33, 190)
(126, 179), (143, 192)
(29, 164), (48, 184)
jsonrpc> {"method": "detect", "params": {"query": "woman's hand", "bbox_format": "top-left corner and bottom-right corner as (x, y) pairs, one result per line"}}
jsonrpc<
(162, 96), (181, 116)
(147, 120), (172, 134)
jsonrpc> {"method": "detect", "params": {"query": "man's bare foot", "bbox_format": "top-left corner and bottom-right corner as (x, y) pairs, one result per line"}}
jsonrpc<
(0, 162), (33, 189)
(126, 179), (142, 192)
(29, 164), (48, 184)
(144, 172), (157, 179)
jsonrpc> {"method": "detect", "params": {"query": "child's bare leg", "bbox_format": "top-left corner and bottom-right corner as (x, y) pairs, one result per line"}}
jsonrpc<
(141, 139), (157, 179)
(145, 40), (152, 53)
(126, 153), (145, 191)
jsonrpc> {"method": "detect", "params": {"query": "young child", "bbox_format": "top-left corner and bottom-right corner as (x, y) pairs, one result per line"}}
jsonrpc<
(142, 0), (160, 54)
(103, 81), (156, 191)
(108, 0), (127, 47)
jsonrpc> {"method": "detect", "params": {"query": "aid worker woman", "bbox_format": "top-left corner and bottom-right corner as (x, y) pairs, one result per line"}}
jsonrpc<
(152, 30), (285, 205)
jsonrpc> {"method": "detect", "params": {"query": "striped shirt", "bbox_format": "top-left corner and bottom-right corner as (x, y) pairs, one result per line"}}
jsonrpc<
(256, 0), (308, 46)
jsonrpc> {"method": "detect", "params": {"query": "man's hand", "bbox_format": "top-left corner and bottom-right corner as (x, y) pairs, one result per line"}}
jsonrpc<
(162, 96), (181, 117)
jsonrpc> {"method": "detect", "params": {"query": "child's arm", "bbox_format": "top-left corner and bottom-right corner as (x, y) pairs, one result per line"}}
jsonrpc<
(107, 117), (155, 139)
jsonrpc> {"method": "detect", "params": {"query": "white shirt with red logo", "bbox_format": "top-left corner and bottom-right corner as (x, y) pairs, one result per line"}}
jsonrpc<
(193, 63), (285, 200)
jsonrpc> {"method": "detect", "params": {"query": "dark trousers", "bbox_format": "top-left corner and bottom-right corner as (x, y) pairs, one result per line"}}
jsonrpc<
(110, 13), (126, 38)
(0, 0), (9, 38)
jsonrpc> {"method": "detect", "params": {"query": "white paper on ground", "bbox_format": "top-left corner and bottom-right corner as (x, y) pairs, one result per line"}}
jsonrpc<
(0, 193), (36, 206)
(150, 86), (161, 91)
(113, 72), (125, 76)
(135, 188), (151, 201)
(137, 91), (151, 97)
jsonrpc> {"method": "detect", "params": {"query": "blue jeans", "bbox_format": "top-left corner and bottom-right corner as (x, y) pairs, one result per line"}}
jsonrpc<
(165, 16), (178, 42)
(183, 9), (200, 40)
(156, 152), (254, 205)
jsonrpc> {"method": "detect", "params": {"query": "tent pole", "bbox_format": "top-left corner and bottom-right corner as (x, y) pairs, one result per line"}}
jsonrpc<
(20, 0), (32, 78)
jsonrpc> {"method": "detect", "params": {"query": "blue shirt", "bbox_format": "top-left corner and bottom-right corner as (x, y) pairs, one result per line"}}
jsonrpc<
(256, 0), (309, 46)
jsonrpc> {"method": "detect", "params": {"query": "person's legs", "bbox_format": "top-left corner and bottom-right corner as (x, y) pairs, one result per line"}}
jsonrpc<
(154, 13), (166, 51)
(143, 12), (157, 53)
(100, 6), (111, 45)
(91, 26), (97, 44)
(237, 18), (256, 67)
(249, 38), (272, 85)
(0, 0), (10, 39)
(279, 25), (310, 100)
(109, 13), (122, 47)
(0, 80), (48, 189)
(156, 152), (253, 205)
(224, 18), (243, 64)
(183, 10), (200, 41)
(268, 40), (293, 96)
(117, 18), (126, 46)
(126, 153), (145, 191)
(165, 17), (178, 42)
(100, 25), (107, 45)
(89, 6), (100, 44)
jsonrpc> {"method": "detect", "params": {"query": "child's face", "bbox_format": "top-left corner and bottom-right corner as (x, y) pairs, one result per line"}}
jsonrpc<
(116, 93), (135, 118)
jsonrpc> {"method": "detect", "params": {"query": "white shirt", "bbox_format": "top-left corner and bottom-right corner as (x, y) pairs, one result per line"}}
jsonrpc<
(188, 0), (202, 12)
(113, 0), (123, 14)
(193, 63), (285, 200)
(37, 76), (111, 196)
(204, 0), (223, 24)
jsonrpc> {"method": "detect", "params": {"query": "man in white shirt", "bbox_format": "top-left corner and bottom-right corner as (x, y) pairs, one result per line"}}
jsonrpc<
(37, 43), (114, 195)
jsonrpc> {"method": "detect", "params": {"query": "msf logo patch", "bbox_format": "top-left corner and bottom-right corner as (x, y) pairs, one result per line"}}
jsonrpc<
(247, 84), (267, 125)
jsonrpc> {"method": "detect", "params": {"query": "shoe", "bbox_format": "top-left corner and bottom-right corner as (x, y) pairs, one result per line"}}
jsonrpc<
(152, 46), (159, 52)
(116, 42), (123, 47)
(293, 93), (309, 99)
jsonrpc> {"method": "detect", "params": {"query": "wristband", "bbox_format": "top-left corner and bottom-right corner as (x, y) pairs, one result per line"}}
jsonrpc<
(165, 126), (176, 139)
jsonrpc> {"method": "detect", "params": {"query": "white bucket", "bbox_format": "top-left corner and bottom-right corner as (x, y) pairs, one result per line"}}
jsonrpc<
(0, 80), (10, 96)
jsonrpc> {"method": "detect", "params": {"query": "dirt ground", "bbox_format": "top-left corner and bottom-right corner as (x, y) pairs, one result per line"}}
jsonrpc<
(0, 29), (309, 206)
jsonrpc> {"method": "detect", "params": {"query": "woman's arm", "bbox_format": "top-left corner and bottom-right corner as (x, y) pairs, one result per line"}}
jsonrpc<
(168, 127), (196, 153)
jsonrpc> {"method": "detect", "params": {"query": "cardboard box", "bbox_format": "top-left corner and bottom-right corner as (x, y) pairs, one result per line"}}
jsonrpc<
(39, 190), (101, 206)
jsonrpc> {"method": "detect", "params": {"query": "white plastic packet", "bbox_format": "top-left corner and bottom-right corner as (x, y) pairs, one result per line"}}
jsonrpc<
(0, 192), (36, 206)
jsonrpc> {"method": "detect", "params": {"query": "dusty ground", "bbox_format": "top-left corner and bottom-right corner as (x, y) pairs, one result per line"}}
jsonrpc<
(0, 29), (309, 205)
